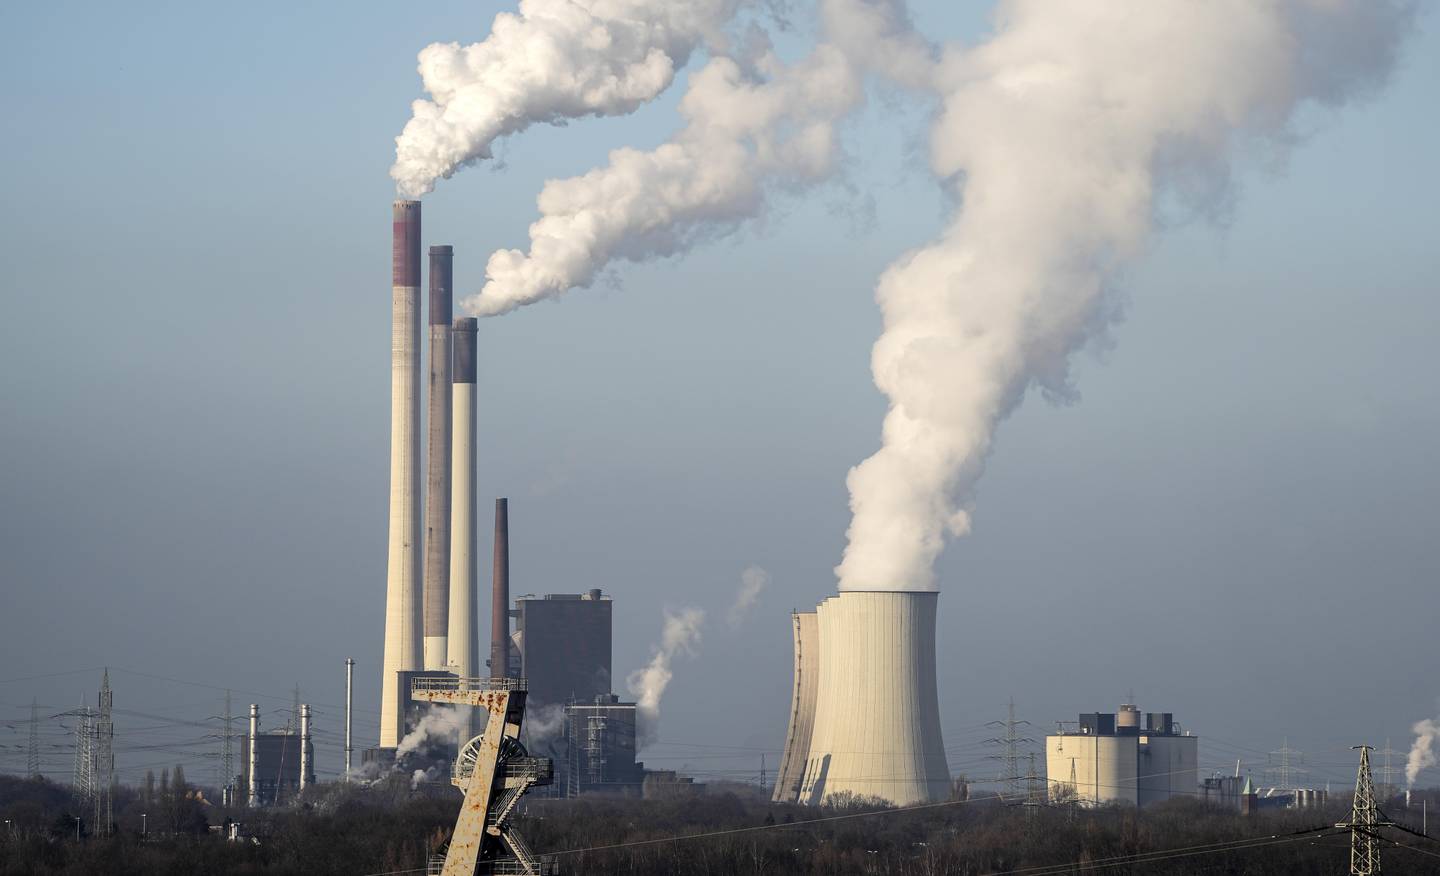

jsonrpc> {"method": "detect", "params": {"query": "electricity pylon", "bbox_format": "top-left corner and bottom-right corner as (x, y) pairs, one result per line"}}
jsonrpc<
(1267, 737), (1307, 791)
(1336, 745), (1391, 876)
(27, 699), (40, 779)
(986, 698), (1033, 799)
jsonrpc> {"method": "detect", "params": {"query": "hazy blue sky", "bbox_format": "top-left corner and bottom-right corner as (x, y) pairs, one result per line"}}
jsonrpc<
(2, 1), (1437, 792)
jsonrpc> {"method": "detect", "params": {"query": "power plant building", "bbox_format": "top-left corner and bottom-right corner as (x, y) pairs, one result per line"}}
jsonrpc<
(562, 694), (644, 796)
(513, 591), (612, 709)
(1045, 704), (1198, 807)
(239, 733), (314, 807)
(775, 590), (951, 807)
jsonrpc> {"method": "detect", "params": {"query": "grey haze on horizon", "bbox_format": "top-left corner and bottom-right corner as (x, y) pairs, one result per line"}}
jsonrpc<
(1, 1), (1437, 790)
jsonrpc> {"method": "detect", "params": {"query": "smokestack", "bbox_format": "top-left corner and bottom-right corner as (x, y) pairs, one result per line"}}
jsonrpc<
(299, 704), (311, 794)
(423, 245), (454, 669)
(380, 199), (424, 749)
(344, 658), (354, 781)
(247, 704), (259, 807)
(447, 318), (478, 685)
(491, 498), (509, 679)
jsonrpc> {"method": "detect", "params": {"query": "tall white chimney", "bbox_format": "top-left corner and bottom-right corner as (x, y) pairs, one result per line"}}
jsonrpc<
(447, 317), (478, 681)
(381, 200), (424, 748)
(344, 658), (354, 781)
(423, 245), (454, 669)
(299, 704), (311, 794)
(247, 704), (259, 808)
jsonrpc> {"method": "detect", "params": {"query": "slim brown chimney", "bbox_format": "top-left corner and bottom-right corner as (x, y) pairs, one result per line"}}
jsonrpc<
(491, 498), (510, 679)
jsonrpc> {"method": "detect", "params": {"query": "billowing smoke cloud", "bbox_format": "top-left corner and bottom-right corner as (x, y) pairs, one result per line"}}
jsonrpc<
(626, 607), (704, 744)
(467, 0), (932, 316)
(395, 704), (464, 760)
(391, 0), (741, 197)
(835, 0), (1413, 590)
(524, 702), (568, 746)
(395, 0), (1410, 593)
(727, 565), (770, 627)
(1408, 717), (1439, 788)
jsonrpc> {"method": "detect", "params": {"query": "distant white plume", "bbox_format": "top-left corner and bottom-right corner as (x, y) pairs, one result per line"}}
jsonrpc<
(835, 0), (1413, 590)
(391, 0), (740, 197)
(1408, 717), (1439, 788)
(727, 565), (770, 627)
(626, 606), (704, 745)
(395, 705), (463, 760)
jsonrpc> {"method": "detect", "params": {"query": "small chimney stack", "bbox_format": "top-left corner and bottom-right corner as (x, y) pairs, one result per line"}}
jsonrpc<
(491, 498), (510, 679)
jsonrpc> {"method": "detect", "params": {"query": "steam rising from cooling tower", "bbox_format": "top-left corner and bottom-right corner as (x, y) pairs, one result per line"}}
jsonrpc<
(393, 0), (1411, 592)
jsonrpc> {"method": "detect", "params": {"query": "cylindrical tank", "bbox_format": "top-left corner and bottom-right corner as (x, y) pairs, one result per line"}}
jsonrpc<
(808, 591), (950, 806)
(381, 200), (424, 748)
(423, 245), (454, 669)
(1117, 704), (1140, 732)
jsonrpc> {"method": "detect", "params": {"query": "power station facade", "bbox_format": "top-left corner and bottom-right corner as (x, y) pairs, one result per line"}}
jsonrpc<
(775, 591), (951, 807)
(1045, 704), (1198, 807)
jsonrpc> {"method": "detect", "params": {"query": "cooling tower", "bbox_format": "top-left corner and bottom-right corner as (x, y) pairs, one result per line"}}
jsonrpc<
(447, 317), (478, 681)
(491, 498), (510, 679)
(380, 200), (423, 749)
(796, 591), (949, 807)
(772, 610), (818, 803)
(423, 245), (454, 669)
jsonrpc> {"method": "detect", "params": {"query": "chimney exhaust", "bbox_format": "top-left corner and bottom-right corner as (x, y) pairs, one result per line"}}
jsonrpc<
(448, 318), (479, 688)
(491, 498), (510, 679)
(380, 199), (424, 749)
(423, 245), (455, 669)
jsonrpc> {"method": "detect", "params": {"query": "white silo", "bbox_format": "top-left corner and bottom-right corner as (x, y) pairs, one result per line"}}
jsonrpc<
(795, 590), (950, 807)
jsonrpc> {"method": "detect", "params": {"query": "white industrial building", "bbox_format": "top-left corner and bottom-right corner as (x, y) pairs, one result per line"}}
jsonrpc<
(773, 591), (951, 807)
(1045, 704), (1198, 807)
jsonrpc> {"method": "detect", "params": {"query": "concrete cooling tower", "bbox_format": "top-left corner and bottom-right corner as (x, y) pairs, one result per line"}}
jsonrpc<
(775, 591), (950, 807)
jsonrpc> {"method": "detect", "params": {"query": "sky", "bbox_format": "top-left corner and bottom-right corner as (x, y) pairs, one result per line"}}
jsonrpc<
(1, 1), (1437, 793)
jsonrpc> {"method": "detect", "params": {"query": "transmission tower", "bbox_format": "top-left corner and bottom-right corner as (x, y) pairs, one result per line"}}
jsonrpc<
(94, 670), (114, 835)
(1336, 745), (1391, 876)
(986, 698), (1033, 799)
(27, 699), (40, 779)
(221, 690), (235, 801)
(1377, 738), (1402, 801)
(1267, 737), (1307, 791)
(71, 705), (94, 823)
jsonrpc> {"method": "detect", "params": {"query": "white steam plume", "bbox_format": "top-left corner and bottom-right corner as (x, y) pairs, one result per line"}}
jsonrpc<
(468, 0), (933, 316)
(1408, 717), (1439, 788)
(626, 606), (704, 744)
(835, 0), (1412, 590)
(727, 565), (770, 627)
(391, 0), (741, 198)
(395, 705), (464, 760)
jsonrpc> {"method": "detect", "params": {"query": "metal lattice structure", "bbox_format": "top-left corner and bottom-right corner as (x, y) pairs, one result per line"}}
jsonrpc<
(27, 699), (40, 779)
(986, 699), (1033, 800)
(94, 670), (114, 835)
(221, 690), (235, 802)
(1267, 737), (1307, 791)
(71, 706), (94, 822)
(411, 677), (556, 875)
(1336, 745), (1389, 876)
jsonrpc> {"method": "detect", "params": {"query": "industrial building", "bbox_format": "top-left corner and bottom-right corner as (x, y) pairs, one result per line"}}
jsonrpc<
(562, 694), (645, 796)
(775, 591), (951, 807)
(1045, 704), (1198, 807)
(512, 590), (612, 709)
(241, 704), (314, 807)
